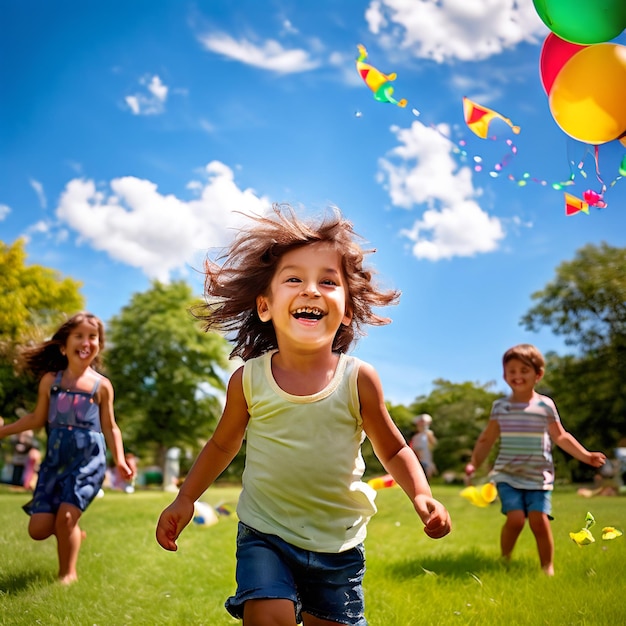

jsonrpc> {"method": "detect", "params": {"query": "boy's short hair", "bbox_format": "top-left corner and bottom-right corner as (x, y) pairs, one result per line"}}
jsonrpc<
(502, 344), (545, 375)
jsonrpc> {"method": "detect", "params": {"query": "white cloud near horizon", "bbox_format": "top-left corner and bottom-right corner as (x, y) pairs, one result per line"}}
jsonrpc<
(55, 162), (271, 281)
(365, 0), (546, 62)
(197, 32), (320, 73)
(378, 121), (505, 260)
(0, 204), (11, 221)
(125, 75), (169, 115)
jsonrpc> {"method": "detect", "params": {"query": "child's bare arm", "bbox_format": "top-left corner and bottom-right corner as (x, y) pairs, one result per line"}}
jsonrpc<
(0, 373), (51, 439)
(549, 422), (606, 467)
(358, 362), (451, 539)
(466, 420), (500, 474)
(98, 377), (133, 480)
(156, 367), (249, 551)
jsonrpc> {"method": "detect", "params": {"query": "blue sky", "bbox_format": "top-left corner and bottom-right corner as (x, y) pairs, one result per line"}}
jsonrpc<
(2, 1), (625, 405)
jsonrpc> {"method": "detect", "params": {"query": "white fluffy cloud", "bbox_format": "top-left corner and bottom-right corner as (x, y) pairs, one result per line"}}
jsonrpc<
(0, 204), (10, 221)
(198, 32), (320, 73)
(56, 161), (271, 281)
(365, 0), (546, 62)
(125, 75), (169, 115)
(378, 121), (504, 260)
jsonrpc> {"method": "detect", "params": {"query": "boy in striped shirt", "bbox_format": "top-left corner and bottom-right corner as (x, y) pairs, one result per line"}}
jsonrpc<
(465, 344), (606, 575)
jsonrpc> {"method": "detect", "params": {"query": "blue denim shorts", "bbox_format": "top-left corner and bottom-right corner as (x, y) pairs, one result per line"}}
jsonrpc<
(497, 482), (553, 518)
(225, 522), (367, 625)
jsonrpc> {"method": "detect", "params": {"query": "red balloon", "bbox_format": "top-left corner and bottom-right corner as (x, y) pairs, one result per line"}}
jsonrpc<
(539, 32), (587, 95)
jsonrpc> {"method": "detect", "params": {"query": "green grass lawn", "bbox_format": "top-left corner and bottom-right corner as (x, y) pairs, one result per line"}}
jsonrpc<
(0, 484), (624, 625)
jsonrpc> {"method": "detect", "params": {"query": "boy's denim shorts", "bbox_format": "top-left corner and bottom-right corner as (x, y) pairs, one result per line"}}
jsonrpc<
(497, 482), (553, 518)
(225, 522), (367, 625)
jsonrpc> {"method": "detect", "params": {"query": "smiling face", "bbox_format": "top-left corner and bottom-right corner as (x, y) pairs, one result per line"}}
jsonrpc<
(63, 318), (101, 367)
(256, 242), (352, 353)
(503, 357), (543, 401)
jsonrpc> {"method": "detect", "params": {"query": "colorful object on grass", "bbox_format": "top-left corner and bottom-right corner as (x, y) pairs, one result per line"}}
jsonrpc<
(460, 482), (497, 508)
(570, 527), (595, 546)
(193, 500), (219, 527)
(462, 97), (520, 139)
(601, 527), (623, 541)
(367, 474), (396, 490)
(564, 192), (590, 216)
(356, 44), (407, 108)
(569, 511), (596, 546)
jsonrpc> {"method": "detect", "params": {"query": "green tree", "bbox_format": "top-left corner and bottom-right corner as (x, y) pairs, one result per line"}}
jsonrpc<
(0, 239), (84, 418)
(106, 281), (233, 474)
(406, 379), (501, 478)
(521, 242), (626, 451)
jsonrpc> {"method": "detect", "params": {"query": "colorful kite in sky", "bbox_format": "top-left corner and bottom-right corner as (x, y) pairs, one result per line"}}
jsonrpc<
(356, 44), (407, 108)
(462, 97), (521, 139)
(564, 192), (590, 216)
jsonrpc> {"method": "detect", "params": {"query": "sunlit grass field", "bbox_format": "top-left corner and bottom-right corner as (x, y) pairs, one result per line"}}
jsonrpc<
(0, 484), (624, 625)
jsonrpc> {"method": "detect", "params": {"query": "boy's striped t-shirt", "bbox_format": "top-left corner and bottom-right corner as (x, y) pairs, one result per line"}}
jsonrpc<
(490, 394), (560, 490)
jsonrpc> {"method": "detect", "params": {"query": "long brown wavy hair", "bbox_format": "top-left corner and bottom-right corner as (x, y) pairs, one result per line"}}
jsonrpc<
(193, 204), (401, 361)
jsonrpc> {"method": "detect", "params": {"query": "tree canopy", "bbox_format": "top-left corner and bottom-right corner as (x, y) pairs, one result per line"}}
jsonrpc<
(105, 280), (233, 467)
(0, 239), (84, 418)
(522, 242), (626, 454)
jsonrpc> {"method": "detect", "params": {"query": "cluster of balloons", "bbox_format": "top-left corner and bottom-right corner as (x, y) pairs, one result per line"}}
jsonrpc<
(535, 0), (626, 145)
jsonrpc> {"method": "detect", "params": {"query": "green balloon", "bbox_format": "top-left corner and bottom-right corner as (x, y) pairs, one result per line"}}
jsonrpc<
(533, 0), (626, 44)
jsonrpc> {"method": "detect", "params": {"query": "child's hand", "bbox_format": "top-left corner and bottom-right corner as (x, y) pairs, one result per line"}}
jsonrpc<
(116, 460), (135, 481)
(414, 495), (451, 539)
(588, 452), (607, 468)
(155, 497), (195, 552)
(464, 463), (475, 477)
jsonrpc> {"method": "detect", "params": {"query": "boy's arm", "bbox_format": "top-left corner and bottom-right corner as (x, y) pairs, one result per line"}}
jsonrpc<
(156, 366), (249, 551)
(466, 420), (500, 475)
(549, 421), (606, 467)
(358, 362), (451, 539)
(0, 374), (52, 439)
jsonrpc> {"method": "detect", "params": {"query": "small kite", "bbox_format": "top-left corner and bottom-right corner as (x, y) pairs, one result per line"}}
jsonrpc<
(463, 97), (520, 139)
(460, 482), (497, 508)
(356, 44), (407, 108)
(564, 192), (590, 216)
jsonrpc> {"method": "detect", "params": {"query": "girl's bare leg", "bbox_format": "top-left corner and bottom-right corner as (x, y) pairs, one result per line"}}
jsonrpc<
(28, 512), (56, 541)
(55, 503), (83, 584)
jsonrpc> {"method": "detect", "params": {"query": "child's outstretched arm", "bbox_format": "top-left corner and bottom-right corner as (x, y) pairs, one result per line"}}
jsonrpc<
(0, 373), (52, 439)
(99, 377), (134, 481)
(156, 366), (249, 552)
(358, 363), (451, 539)
(548, 422), (606, 468)
(465, 420), (500, 476)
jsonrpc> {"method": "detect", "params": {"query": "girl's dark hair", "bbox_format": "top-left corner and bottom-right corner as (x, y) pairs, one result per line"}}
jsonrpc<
(20, 312), (105, 379)
(193, 204), (400, 360)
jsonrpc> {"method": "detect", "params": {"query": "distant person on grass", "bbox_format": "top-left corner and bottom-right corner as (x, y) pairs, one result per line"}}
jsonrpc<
(465, 343), (606, 576)
(156, 205), (451, 626)
(0, 312), (134, 584)
(409, 413), (437, 479)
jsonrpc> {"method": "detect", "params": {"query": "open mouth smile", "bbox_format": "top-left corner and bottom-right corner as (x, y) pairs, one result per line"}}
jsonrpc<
(292, 307), (325, 321)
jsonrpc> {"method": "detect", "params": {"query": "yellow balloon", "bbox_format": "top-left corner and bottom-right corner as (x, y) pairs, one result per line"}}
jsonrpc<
(549, 43), (626, 144)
